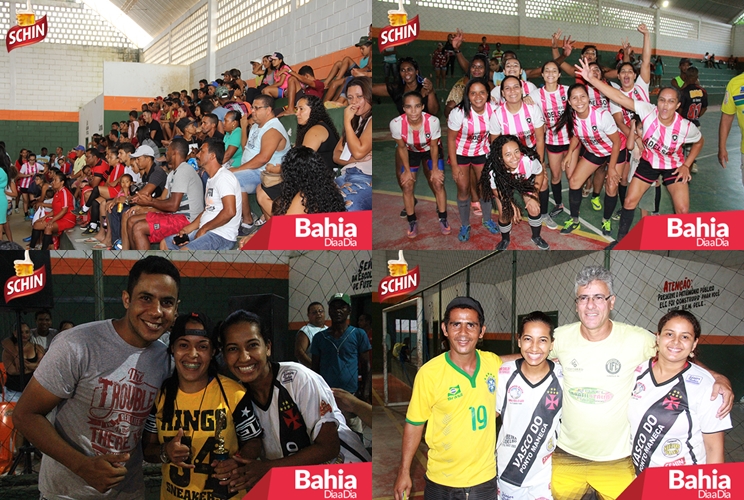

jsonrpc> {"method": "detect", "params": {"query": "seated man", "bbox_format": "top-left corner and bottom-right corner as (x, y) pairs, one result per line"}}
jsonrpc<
(280, 65), (325, 116)
(233, 95), (290, 234)
(161, 139), (241, 251)
(125, 138), (205, 250)
(105, 145), (167, 249)
(324, 37), (373, 103)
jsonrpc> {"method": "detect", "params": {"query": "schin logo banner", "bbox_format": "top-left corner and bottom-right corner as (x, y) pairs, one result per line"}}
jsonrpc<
(617, 463), (736, 499)
(5, 251), (45, 302)
(613, 211), (741, 250)
(242, 463), (371, 499)
(379, 251), (420, 301)
(6, 2), (47, 53)
(378, 1), (420, 51)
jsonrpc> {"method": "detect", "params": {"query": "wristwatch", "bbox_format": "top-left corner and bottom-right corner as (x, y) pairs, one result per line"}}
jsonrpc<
(160, 443), (170, 464)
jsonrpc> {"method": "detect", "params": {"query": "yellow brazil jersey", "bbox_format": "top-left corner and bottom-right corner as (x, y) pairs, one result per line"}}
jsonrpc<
(550, 321), (655, 461)
(721, 72), (744, 153)
(406, 350), (502, 487)
(149, 375), (262, 500)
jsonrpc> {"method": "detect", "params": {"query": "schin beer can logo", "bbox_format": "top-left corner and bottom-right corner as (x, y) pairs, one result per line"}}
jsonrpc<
(379, 251), (420, 301)
(378, 1), (420, 52)
(5, 250), (46, 302)
(6, 2), (48, 53)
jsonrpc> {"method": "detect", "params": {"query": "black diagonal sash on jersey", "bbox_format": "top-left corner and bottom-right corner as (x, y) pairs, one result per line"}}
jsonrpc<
(631, 369), (689, 474)
(271, 363), (312, 457)
(500, 360), (563, 487)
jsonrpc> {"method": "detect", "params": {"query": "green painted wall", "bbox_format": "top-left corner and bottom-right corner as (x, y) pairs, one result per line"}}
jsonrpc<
(0, 120), (78, 160)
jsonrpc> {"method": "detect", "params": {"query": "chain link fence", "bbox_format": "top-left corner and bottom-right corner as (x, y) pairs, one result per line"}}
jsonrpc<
(380, 250), (744, 462)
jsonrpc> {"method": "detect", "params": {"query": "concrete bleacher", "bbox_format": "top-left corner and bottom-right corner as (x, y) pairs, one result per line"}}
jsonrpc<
(373, 38), (738, 129)
(59, 104), (348, 251)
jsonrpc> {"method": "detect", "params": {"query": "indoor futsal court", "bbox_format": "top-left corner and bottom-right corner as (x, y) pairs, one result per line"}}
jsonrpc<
(371, 0), (744, 250)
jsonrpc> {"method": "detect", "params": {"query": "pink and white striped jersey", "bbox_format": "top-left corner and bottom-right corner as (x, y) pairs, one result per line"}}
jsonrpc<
(448, 104), (501, 156)
(587, 84), (609, 111)
(609, 78), (651, 150)
(530, 85), (570, 146)
(18, 161), (38, 190)
(496, 102), (544, 148)
(490, 80), (538, 105)
(489, 155), (543, 188)
(635, 101), (701, 170)
(390, 112), (441, 152)
(573, 107), (618, 157)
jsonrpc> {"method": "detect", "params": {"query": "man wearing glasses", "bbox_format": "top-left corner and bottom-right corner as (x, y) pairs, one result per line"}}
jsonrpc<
(232, 94), (290, 235)
(549, 265), (733, 500)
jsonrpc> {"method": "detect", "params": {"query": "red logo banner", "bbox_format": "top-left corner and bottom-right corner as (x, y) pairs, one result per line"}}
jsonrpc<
(239, 212), (371, 250)
(379, 16), (420, 52)
(618, 463), (741, 500)
(613, 211), (743, 250)
(5, 265), (46, 302)
(379, 266), (420, 301)
(243, 463), (371, 500)
(6, 15), (48, 53)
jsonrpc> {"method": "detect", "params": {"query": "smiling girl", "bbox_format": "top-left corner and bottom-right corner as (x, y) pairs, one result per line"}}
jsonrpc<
(628, 310), (731, 473)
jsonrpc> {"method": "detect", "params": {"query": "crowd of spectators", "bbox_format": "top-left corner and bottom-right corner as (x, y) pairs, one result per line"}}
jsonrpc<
(2, 50), (372, 249)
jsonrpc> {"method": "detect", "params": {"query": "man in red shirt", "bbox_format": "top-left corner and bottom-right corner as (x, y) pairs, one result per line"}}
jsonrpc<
(281, 65), (325, 116)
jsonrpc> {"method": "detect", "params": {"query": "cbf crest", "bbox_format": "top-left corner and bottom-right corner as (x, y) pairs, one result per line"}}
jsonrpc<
(484, 372), (496, 394)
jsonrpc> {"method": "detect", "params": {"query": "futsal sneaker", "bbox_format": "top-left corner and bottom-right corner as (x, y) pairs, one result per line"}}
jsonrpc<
(458, 225), (471, 242)
(407, 220), (418, 238)
(560, 220), (581, 234)
(495, 239), (510, 251)
(399, 198), (418, 218)
(531, 236), (550, 250)
(611, 209), (621, 221)
(601, 219), (612, 236)
(690, 161), (698, 173)
(82, 224), (99, 235)
(549, 204), (564, 218)
(482, 219), (499, 234)
(439, 218), (451, 235)
(591, 196), (602, 211)
(542, 214), (558, 230)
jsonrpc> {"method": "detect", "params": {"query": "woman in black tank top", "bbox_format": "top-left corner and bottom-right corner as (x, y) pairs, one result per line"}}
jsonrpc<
(1, 322), (45, 401)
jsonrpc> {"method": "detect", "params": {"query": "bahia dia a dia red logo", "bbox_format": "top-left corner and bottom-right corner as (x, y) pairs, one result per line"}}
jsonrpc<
(6, 1), (48, 53)
(5, 251), (46, 302)
(379, 251), (419, 301)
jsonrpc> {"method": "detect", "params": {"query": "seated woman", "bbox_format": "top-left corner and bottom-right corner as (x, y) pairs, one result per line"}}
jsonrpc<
(142, 312), (262, 499)
(629, 310), (731, 473)
(333, 77), (372, 211)
(28, 170), (76, 250)
(1, 322), (45, 402)
(218, 310), (370, 488)
(256, 95), (339, 215)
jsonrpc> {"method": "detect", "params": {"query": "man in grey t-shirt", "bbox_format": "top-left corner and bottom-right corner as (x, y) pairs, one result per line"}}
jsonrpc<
(125, 138), (205, 250)
(13, 256), (181, 499)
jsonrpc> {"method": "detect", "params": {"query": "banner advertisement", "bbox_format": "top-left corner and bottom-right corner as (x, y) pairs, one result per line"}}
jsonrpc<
(240, 212), (372, 250)
(244, 463), (371, 499)
(614, 211), (740, 250)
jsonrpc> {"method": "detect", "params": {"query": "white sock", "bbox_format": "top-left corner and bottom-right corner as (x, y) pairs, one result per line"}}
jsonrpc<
(82, 205), (89, 213)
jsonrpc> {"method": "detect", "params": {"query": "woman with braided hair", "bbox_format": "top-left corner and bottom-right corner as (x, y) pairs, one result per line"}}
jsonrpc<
(480, 135), (549, 250)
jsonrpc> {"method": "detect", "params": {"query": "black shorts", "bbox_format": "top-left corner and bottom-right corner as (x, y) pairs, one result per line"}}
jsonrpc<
(262, 181), (283, 201)
(616, 148), (629, 163)
(456, 154), (487, 166)
(402, 150), (445, 172)
(546, 143), (570, 154)
(581, 148), (610, 166)
(424, 475), (497, 500)
(633, 158), (683, 186)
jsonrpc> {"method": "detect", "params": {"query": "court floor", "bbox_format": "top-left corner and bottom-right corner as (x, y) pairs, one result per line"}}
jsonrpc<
(372, 106), (744, 250)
